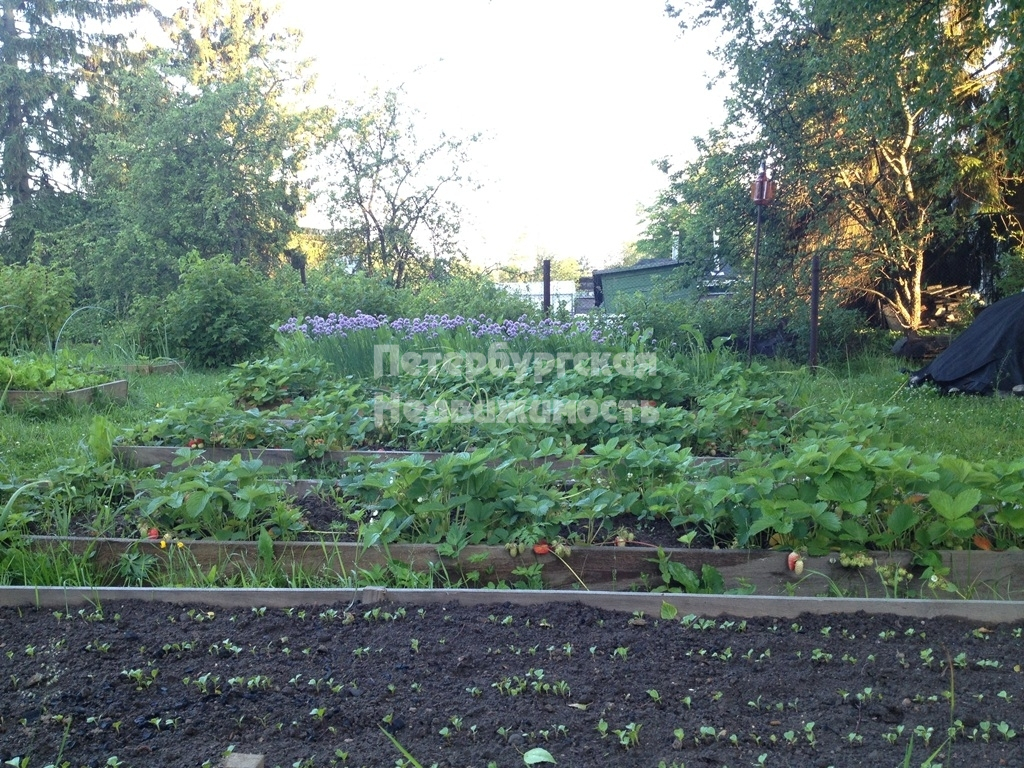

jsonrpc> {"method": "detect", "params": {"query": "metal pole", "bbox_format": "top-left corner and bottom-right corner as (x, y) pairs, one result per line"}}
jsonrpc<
(542, 259), (551, 316)
(809, 252), (820, 372)
(747, 204), (764, 366)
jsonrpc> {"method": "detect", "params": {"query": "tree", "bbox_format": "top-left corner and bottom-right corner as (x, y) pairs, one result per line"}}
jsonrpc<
(47, 0), (327, 308)
(494, 252), (587, 282)
(321, 89), (478, 289)
(663, 0), (1024, 329)
(0, 0), (141, 262)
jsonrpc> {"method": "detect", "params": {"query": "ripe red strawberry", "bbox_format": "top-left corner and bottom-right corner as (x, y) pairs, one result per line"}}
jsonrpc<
(147, 528), (160, 540)
(533, 542), (551, 556)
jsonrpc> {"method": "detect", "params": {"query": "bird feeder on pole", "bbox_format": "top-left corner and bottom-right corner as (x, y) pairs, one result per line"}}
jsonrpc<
(746, 161), (777, 366)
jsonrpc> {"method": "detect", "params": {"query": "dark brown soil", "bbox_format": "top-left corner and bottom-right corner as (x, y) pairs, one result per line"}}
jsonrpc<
(2, 599), (1023, 768)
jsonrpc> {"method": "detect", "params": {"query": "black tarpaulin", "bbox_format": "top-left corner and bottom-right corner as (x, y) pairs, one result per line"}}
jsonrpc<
(909, 292), (1024, 394)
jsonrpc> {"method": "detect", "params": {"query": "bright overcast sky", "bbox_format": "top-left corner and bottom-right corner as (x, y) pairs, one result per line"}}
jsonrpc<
(274, 0), (729, 271)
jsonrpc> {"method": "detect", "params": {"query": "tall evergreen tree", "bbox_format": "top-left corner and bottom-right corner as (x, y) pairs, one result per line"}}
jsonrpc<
(0, 0), (141, 262)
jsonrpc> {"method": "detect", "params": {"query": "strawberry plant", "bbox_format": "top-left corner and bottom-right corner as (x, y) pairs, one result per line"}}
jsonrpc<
(132, 452), (305, 540)
(225, 356), (330, 408)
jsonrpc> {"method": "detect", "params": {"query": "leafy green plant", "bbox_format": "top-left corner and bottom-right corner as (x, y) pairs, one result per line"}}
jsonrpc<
(225, 356), (329, 408)
(132, 452), (305, 540)
(0, 263), (76, 353)
(0, 354), (108, 392)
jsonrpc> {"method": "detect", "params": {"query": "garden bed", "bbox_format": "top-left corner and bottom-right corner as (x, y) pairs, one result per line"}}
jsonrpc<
(3, 378), (128, 410)
(1, 587), (1023, 767)
(24, 535), (1024, 599)
(121, 361), (183, 375)
(112, 444), (736, 476)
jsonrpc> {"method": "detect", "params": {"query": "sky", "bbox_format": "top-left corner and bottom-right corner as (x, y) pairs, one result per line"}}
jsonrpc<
(273, 1), (730, 272)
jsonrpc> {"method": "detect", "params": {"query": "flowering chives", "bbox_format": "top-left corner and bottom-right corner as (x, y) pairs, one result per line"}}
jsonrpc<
(277, 313), (628, 346)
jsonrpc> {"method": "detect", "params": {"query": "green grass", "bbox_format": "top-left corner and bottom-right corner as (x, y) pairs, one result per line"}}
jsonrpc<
(802, 355), (1024, 461)
(1, 369), (225, 480)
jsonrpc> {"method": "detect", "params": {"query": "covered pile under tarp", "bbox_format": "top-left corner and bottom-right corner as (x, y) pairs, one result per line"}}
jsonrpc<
(909, 292), (1024, 394)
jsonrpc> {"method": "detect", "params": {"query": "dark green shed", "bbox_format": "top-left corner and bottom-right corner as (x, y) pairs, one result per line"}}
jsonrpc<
(593, 259), (689, 312)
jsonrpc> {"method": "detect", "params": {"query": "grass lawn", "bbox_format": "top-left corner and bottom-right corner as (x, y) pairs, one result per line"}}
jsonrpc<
(806, 354), (1024, 462)
(1, 369), (225, 480)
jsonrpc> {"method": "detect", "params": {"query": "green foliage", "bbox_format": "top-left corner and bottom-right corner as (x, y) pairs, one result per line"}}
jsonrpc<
(225, 356), (329, 408)
(124, 295), (176, 360)
(995, 246), (1024, 297)
(616, 289), (880, 365)
(0, 355), (108, 392)
(133, 452), (304, 541)
(0, 0), (141, 264)
(24, 1), (325, 317)
(14, 314), (1024, 595)
(651, 549), (726, 594)
(0, 263), (77, 353)
(338, 447), (571, 552)
(404, 277), (537, 321)
(297, 270), (411, 319)
(656, 0), (1023, 331)
(322, 88), (477, 288)
(164, 254), (286, 367)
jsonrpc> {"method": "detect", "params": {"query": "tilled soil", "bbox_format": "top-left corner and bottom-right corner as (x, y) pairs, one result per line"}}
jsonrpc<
(2, 599), (1023, 768)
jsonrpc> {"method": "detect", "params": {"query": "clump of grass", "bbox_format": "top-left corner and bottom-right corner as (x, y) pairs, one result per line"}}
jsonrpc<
(0, 370), (224, 479)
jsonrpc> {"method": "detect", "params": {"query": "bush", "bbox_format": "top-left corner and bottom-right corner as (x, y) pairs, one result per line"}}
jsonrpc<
(161, 254), (286, 368)
(123, 295), (175, 360)
(0, 263), (76, 354)
(613, 291), (746, 351)
(295, 269), (411, 319)
(404, 277), (538, 321)
(995, 245), (1024, 298)
(290, 270), (539, 324)
(615, 289), (877, 365)
(785, 302), (885, 364)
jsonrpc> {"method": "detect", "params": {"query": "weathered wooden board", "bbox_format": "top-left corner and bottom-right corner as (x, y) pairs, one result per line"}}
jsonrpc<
(4, 379), (128, 409)
(27, 537), (1024, 599)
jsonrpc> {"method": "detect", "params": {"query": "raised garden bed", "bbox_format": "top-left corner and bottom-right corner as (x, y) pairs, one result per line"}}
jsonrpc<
(25, 535), (1024, 599)
(112, 444), (737, 475)
(1, 586), (1023, 768)
(3, 378), (128, 410)
(121, 360), (183, 375)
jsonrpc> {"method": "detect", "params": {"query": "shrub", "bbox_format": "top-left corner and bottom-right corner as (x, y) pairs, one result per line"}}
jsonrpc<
(404, 277), (538, 320)
(295, 269), (411, 319)
(613, 291), (746, 351)
(123, 295), (175, 360)
(995, 245), (1024, 297)
(293, 270), (539, 323)
(0, 263), (77, 353)
(162, 254), (286, 368)
(616, 289), (877, 365)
